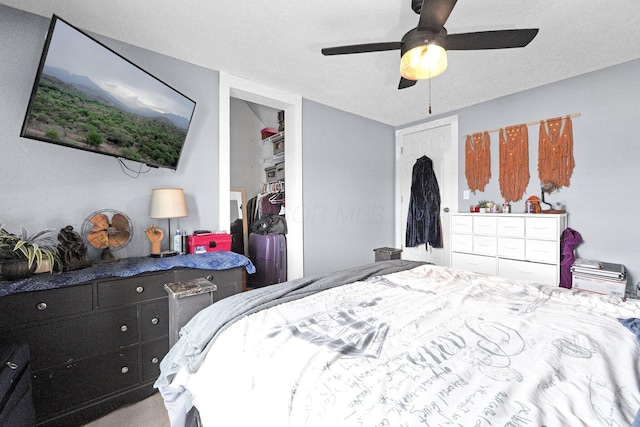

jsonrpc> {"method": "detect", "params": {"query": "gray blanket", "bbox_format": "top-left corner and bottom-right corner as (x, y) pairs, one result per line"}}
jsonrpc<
(154, 259), (425, 388)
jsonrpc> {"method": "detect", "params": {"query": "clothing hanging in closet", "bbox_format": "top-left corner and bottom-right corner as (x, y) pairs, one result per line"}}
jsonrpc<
(249, 180), (285, 230)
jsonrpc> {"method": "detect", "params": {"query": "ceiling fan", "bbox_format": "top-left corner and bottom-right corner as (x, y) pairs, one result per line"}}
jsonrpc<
(321, 0), (539, 89)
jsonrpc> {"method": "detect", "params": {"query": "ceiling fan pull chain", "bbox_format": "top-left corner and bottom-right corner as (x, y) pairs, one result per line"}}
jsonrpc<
(428, 78), (432, 114)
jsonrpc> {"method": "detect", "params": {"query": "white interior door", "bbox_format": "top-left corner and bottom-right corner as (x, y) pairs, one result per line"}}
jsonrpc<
(395, 116), (458, 266)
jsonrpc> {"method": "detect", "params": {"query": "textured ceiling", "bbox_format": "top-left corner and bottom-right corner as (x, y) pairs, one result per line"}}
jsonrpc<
(3, 0), (640, 126)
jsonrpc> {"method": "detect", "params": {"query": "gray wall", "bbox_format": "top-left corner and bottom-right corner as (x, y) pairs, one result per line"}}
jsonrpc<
(302, 100), (396, 275)
(402, 59), (640, 291)
(1, 5), (398, 273)
(229, 98), (265, 198)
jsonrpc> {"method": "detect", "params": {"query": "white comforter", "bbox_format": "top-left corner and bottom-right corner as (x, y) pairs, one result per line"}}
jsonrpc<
(173, 264), (640, 426)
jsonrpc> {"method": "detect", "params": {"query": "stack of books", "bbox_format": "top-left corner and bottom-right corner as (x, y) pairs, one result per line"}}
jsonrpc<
(570, 259), (627, 297)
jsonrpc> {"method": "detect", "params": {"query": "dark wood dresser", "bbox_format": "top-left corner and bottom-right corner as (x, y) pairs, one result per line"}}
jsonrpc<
(0, 265), (243, 426)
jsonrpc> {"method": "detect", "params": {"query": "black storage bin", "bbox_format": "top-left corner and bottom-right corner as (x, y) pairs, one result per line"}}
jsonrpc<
(373, 247), (402, 262)
(0, 343), (36, 427)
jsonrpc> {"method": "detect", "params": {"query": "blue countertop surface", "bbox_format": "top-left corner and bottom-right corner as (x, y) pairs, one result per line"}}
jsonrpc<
(0, 251), (255, 297)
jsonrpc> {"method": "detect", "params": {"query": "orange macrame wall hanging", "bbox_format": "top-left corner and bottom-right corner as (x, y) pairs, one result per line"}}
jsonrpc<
(499, 124), (529, 202)
(465, 131), (491, 192)
(538, 116), (575, 188)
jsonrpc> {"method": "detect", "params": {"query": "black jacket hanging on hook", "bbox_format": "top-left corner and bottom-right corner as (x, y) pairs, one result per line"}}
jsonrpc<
(406, 155), (443, 248)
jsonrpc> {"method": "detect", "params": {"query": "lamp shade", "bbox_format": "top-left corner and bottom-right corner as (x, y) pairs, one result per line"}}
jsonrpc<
(150, 188), (188, 219)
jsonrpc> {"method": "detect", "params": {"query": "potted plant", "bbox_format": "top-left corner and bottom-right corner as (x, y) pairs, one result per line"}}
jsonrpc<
(0, 226), (61, 281)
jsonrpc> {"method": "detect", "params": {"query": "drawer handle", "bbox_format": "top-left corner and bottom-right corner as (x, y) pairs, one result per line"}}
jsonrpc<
(136, 286), (144, 293)
(121, 366), (129, 374)
(151, 357), (159, 364)
(151, 317), (159, 325)
(37, 302), (47, 311)
(120, 325), (128, 332)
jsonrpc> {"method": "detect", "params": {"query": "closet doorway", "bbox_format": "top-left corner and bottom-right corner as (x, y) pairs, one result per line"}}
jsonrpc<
(218, 73), (303, 280)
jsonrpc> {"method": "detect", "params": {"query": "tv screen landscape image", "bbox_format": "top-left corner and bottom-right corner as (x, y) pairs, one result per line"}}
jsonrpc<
(21, 15), (196, 170)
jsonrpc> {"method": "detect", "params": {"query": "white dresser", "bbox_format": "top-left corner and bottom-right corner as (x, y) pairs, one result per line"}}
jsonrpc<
(450, 213), (567, 286)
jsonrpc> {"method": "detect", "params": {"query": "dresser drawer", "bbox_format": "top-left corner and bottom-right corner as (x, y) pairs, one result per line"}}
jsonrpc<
(526, 239), (558, 264)
(451, 233), (473, 253)
(174, 268), (215, 282)
(97, 272), (172, 308)
(473, 216), (497, 235)
(0, 284), (92, 329)
(1, 306), (138, 371)
(141, 299), (169, 341)
(497, 217), (524, 237)
(32, 347), (139, 422)
(451, 215), (472, 234)
(452, 252), (497, 276)
(525, 217), (558, 240)
(497, 237), (525, 260)
(498, 259), (557, 286)
(473, 235), (497, 256)
(141, 338), (169, 382)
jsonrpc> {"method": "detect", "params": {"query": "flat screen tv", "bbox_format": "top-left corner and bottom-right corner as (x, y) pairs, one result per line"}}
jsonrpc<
(21, 15), (196, 170)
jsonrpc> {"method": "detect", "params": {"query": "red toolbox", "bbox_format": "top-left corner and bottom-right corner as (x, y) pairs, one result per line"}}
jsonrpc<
(187, 232), (232, 254)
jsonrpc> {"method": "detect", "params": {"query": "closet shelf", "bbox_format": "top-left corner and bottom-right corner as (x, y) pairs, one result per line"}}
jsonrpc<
(261, 131), (284, 146)
(261, 152), (285, 164)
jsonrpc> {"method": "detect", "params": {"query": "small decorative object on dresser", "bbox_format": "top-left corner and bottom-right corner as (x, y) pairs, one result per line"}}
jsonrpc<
(539, 181), (567, 213)
(80, 210), (133, 262)
(149, 188), (188, 257)
(57, 225), (91, 271)
(0, 226), (61, 280)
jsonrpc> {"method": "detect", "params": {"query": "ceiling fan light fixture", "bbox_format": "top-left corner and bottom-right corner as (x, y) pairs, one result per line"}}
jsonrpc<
(400, 43), (448, 80)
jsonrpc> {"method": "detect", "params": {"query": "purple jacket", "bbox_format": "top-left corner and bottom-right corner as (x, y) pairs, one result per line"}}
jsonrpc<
(560, 227), (582, 288)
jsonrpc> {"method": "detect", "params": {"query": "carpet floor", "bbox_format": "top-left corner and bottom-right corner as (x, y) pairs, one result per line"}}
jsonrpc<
(83, 392), (170, 427)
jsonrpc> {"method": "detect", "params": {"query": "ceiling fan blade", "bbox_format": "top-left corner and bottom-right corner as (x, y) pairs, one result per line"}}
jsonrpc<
(418, 0), (458, 29)
(321, 41), (402, 56)
(446, 29), (539, 50)
(398, 77), (417, 89)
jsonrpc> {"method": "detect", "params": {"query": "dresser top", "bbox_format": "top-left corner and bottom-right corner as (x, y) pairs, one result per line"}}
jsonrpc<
(0, 251), (254, 297)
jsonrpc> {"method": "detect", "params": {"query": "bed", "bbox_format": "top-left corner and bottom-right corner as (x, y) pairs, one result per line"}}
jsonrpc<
(155, 260), (640, 426)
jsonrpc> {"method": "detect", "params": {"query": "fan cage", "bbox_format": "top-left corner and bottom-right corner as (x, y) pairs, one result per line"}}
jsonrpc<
(80, 209), (134, 252)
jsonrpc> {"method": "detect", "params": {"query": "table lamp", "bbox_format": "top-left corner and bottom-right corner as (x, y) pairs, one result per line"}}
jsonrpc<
(149, 188), (188, 257)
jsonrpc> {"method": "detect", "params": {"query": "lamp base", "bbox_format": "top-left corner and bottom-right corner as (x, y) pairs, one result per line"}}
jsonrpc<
(150, 250), (179, 258)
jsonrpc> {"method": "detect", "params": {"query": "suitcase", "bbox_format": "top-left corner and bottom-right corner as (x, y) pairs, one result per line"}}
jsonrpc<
(0, 343), (36, 427)
(248, 233), (287, 288)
